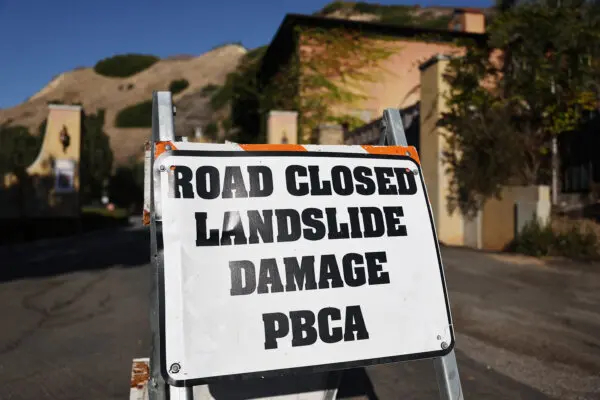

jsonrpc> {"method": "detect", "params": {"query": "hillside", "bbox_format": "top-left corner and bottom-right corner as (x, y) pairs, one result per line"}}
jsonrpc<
(0, 44), (247, 165)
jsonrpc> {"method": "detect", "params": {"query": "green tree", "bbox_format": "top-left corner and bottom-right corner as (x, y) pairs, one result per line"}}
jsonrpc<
(80, 109), (113, 204)
(108, 161), (144, 211)
(169, 79), (189, 95)
(0, 124), (42, 175)
(115, 100), (153, 128)
(439, 1), (600, 216)
(94, 54), (159, 77)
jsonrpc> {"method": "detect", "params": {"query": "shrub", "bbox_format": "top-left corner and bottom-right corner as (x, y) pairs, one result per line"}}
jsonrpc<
(514, 219), (555, 257)
(204, 122), (219, 139)
(514, 217), (600, 260)
(94, 54), (159, 78)
(200, 84), (220, 97)
(115, 100), (153, 128)
(169, 79), (189, 95)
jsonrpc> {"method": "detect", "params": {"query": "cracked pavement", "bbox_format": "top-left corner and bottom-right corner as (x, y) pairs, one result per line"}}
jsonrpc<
(0, 224), (599, 399)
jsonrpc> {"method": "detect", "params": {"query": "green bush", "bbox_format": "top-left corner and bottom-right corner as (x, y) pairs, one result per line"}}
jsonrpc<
(514, 219), (555, 257)
(514, 218), (599, 260)
(200, 84), (220, 97)
(94, 54), (159, 78)
(115, 100), (153, 128)
(169, 79), (189, 94)
(204, 122), (218, 139)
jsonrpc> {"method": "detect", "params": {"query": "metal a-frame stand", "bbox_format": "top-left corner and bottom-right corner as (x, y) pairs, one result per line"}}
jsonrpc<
(145, 92), (463, 400)
(379, 108), (464, 400)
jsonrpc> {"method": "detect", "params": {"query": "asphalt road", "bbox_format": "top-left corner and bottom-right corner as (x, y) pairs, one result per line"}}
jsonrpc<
(0, 223), (599, 400)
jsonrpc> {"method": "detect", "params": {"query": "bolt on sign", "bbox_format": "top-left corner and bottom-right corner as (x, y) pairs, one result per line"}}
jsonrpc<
(155, 142), (454, 386)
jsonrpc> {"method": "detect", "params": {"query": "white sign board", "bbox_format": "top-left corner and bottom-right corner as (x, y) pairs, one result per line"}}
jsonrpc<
(156, 147), (453, 386)
(54, 159), (75, 193)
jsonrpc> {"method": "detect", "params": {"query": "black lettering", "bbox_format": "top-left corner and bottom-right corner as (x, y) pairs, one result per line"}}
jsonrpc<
(263, 313), (289, 349)
(229, 260), (256, 295)
(365, 251), (390, 285)
(248, 166), (273, 197)
(195, 212), (219, 246)
(383, 207), (407, 237)
(318, 308), (342, 344)
(342, 253), (366, 287)
(286, 165), (309, 196)
(275, 209), (301, 242)
(347, 207), (363, 239)
(325, 208), (350, 240)
(284, 256), (317, 291)
(374, 167), (397, 195)
(344, 306), (369, 341)
(222, 166), (249, 198)
(220, 211), (248, 246)
(309, 166), (332, 195)
(331, 166), (354, 196)
(353, 167), (376, 195)
(174, 166), (193, 198)
(196, 166), (220, 199)
(319, 255), (344, 289)
(290, 310), (317, 347)
(394, 168), (418, 195)
(361, 207), (386, 238)
(301, 208), (326, 241)
(257, 258), (284, 294)
(248, 210), (274, 244)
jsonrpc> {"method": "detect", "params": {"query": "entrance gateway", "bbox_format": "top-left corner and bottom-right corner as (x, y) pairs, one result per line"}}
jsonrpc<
(143, 92), (464, 399)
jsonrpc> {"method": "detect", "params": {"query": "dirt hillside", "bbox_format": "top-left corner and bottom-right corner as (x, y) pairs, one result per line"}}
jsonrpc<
(0, 44), (247, 165)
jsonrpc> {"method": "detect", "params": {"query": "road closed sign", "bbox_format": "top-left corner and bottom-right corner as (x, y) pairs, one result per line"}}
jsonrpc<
(155, 144), (454, 386)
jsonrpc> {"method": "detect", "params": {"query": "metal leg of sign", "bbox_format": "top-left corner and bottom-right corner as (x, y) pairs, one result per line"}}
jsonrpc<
(148, 91), (177, 400)
(169, 386), (194, 400)
(379, 108), (464, 400)
(379, 108), (408, 146)
(433, 350), (464, 400)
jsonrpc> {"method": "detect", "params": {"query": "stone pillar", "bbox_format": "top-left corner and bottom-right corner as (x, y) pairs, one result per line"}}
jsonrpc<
(23, 104), (83, 218)
(317, 124), (344, 145)
(419, 54), (465, 246)
(267, 110), (298, 144)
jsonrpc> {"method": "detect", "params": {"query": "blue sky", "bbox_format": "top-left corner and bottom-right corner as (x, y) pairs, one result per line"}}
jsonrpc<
(0, 0), (492, 109)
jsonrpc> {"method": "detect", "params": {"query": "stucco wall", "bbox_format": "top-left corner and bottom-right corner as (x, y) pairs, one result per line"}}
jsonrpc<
(297, 34), (464, 130)
(419, 57), (465, 246)
(267, 110), (298, 144)
(482, 186), (551, 251)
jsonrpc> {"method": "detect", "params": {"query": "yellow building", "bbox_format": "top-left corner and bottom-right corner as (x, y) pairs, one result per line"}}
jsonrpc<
(0, 104), (82, 220)
(259, 8), (487, 144)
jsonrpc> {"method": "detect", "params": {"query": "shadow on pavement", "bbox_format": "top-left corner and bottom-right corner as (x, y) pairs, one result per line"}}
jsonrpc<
(206, 368), (377, 400)
(0, 226), (151, 283)
(337, 368), (378, 399)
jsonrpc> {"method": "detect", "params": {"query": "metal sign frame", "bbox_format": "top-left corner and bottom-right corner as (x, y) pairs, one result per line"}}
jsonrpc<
(146, 91), (464, 400)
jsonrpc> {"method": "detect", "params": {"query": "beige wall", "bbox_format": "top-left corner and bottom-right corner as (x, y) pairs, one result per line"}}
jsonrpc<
(267, 110), (298, 144)
(297, 34), (463, 132)
(482, 186), (551, 250)
(419, 56), (465, 246)
(448, 11), (486, 34)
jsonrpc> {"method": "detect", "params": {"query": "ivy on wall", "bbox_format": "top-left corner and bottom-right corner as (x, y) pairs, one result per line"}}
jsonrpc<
(211, 25), (465, 144)
(211, 27), (399, 144)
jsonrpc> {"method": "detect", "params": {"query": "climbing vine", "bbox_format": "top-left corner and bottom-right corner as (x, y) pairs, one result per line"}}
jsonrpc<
(264, 27), (400, 143)
(211, 27), (399, 144)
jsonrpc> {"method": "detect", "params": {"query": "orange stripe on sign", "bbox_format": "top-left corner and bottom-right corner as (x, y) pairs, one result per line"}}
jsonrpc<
(361, 145), (421, 165)
(239, 144), (307, 152)
(155, 141), (177, 158)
